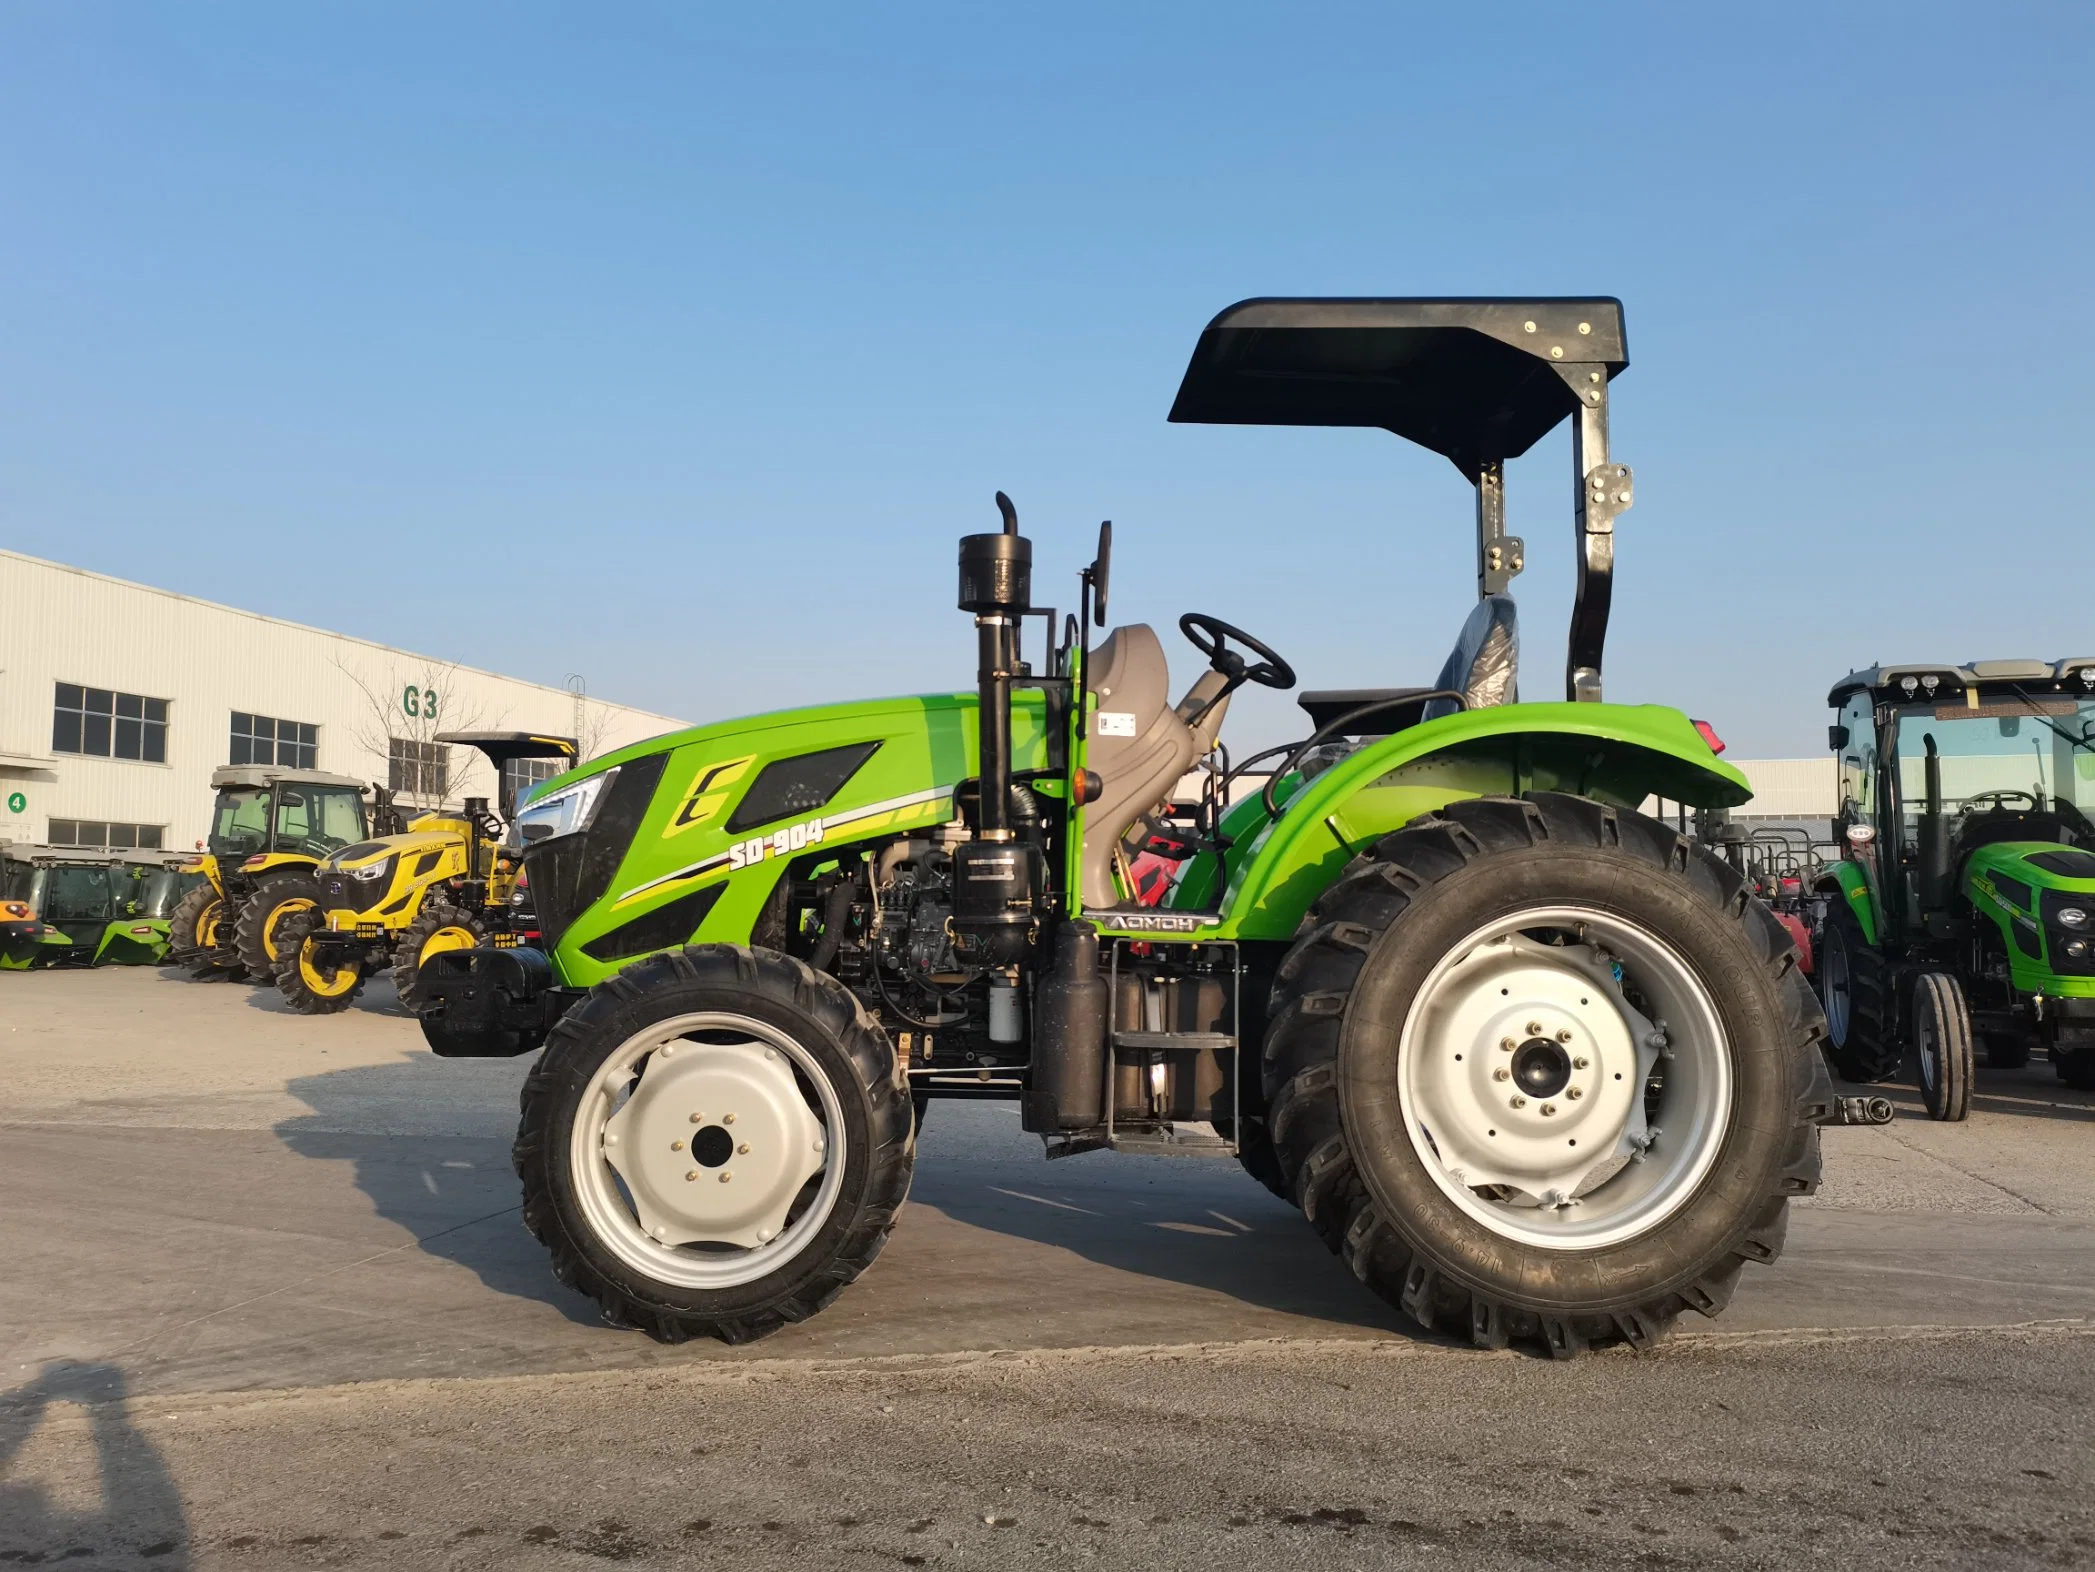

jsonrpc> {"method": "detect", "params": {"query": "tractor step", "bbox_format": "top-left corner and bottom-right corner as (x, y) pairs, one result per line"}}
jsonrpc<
(1110, 1029), (1235, 1051)
(1105, 1120), (1236, 1157)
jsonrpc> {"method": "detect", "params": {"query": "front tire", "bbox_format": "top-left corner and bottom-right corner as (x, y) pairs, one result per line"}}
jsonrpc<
(1817, 899), (1898, 1082)
(274, 913), (368, 1015)
(233, 872), (319, 982)
(1264, 794), (1829, 1357)
(515, 944), (914, 1343)
(1910, 973), (1973, 1121)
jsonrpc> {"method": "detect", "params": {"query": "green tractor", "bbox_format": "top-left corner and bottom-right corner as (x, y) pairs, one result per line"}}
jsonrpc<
(422, 297), (1856, 1357)
(1815, 659), (2095, 1117)
(0, 844), (204, 967)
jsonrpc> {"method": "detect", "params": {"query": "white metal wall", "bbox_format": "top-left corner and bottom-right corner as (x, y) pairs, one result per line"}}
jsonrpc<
(1643, 757), (1836, 823)
(0, 549), (688, 850)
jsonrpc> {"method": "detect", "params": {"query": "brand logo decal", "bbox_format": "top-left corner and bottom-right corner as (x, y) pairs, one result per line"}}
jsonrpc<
(665, 756), (756, 838)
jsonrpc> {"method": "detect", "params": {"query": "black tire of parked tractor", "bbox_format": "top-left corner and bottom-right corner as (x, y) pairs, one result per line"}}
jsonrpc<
(393, 901), (489, 1009)
(1909, 972), (1974, 1121)
(514, 944), (915, 1344)
(1817, 899), (1899, 1083)
(2054, 1044), (2095, 1092)
(1231, 1115), (1290, 1200)
(272, 912), (367, 1015)
(166, 883), (221, 968)
(233, 872), (320, 983)
(1981, 1031), (2030, 1070)
(1262, 793), (1830, 1358)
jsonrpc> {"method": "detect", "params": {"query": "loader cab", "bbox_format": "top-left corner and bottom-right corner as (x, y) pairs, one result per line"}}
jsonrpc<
(205, 766), (371, 867)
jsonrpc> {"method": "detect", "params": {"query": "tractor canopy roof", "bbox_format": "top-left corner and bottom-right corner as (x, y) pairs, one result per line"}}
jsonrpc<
(1828, 658), (2095, 708)
(1168, 296), (1626, 478)
(0, 841), (128, 867)
(208, 764), (369, 791)
(435, 730), (579, 767)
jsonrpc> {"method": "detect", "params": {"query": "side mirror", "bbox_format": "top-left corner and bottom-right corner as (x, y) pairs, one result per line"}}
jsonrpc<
(1091, 520), (1112, 626)
(1827, 724), (1849, 751)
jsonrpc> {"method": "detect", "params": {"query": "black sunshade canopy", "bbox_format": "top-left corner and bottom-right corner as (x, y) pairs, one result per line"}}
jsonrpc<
(1168, 297), (1627, 478)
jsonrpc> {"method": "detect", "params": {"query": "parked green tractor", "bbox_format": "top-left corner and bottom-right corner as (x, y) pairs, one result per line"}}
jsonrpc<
(422, 297), (1855, 1357)
(1815, 660), (2095, 1117)
(0, 844), (204, 967)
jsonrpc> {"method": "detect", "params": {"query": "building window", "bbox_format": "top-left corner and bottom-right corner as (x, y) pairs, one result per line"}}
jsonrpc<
(230, 712), (319, 770)
(53, 684), (168, 762)
(50, 819), (165, 850)
(389, 737), (449, 800)
(503, 756), (565, 805)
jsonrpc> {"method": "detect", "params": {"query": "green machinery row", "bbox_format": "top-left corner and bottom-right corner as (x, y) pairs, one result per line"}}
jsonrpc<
(1, 843), (205, 968)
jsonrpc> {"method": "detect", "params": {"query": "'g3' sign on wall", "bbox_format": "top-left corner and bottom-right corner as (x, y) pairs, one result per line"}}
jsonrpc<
(402, 686), (440, 720)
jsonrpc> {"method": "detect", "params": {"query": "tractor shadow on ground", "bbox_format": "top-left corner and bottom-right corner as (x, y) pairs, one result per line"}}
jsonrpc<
(0, 1362), (189, 1569)
(1852, 1064), (2095, 1126)
(273, 1057), (602, 1329)
(905, 1105), (1418, 1339)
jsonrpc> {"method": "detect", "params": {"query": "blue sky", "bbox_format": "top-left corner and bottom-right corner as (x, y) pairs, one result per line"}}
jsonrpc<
(3, 3), (2089, 756)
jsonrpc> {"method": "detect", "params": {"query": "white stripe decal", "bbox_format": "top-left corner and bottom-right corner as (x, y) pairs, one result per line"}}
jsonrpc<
(616, 785), (956, 904)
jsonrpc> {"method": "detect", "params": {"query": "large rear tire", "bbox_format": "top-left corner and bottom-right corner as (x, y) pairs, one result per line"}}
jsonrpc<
(514, 944), (914, 1343)
(1911, 972), (1973, 1121)
(1817, 898), (1898, 1082)
(233, 872), (320, 983)
(1263, 794), (1829, 1358)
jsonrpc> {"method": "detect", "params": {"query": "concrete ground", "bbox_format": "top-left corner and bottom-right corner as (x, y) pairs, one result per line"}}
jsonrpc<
(2, 967), (2092, 1569)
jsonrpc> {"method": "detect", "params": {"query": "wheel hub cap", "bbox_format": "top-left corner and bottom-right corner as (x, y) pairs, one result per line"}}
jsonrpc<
(601, 1039), (826, 1249)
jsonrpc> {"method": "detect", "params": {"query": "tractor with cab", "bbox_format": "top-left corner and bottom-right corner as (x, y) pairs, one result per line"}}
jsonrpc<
(418, 297), (1862, 1358)
(1816, 659), (2095, 1116)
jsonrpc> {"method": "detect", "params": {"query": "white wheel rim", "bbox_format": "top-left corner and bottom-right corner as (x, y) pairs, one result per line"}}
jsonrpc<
(571, 1011), (845, 1290)
(1396, 905), (1735, 1251)
(1821, 922), (1851, 1046)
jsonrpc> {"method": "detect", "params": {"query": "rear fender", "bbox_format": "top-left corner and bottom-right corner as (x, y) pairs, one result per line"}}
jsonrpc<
(1204, 701), (1749, 941)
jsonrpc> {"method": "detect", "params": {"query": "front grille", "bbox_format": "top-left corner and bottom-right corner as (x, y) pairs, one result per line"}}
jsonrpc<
(528, 754), (667, 951)
(2039, 889), (2095, 976)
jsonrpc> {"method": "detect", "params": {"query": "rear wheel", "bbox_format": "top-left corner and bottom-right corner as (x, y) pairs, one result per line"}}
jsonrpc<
(274, 913), (367, 1015)
(1264, 794), (1829, 1357)
(1910, 972), (1973, 1121)
(233, 872), (319, 982)
(394, 901), (488, 1008)
(1817, 899), (1898, 1082)
(1983, 1032), (2031, 1070)
(514, 944), (914, 1343)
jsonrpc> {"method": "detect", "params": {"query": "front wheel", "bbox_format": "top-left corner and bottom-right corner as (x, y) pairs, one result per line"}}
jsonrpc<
(274, 914), (368, 1015)
(1910, 973), (1973, 1121)
(515, 944), (914, 1343)
(233, 872), (319, 982)
(166, 884), (223, 969)
(1264, 794), (1829, 1357)
(393, 901), (488, 1008)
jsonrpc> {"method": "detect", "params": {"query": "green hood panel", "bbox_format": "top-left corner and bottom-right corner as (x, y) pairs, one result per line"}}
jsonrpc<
(1964, 842), (2095, 993)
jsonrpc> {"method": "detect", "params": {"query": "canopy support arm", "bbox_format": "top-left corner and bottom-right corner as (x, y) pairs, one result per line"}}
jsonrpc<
(1559, 364), (1633, 702)
(1473, 459), (1522, 599)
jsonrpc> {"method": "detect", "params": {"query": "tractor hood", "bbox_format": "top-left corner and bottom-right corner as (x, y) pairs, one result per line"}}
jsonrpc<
(1964, 842), (2095, 986)
(321, 823), (473, 876)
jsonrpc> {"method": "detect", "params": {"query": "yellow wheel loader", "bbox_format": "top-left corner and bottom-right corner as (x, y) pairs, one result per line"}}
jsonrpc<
(274, 733), (577, 1013)
(169, 766), (402, 981)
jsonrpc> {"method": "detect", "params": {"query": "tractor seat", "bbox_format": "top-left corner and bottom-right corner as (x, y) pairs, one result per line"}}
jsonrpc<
(1295, 594), (1521, 738)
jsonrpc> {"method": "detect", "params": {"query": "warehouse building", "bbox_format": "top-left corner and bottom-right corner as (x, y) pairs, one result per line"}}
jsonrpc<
(0, 549), (686, 852)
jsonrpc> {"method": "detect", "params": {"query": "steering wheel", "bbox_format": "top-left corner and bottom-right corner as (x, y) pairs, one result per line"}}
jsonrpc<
(1179, 613), (1296, 691)
(1960, 789), (2041, 816)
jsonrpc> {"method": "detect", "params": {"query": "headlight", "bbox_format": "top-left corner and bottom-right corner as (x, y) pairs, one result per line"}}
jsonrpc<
(516, 767), (619, 845)
(2067, 939), (2089, 959)
(350, 861), (389, 882)
(2059, 906), (2088, 929)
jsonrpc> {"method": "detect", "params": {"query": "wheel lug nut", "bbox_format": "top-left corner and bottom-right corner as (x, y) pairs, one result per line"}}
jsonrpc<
(686, 1170), (700, 1181)
(1525, 1022), (1543, 1035)
(1510, 1095), (1527, 1108)
(1493, 1068), (1510, 1081)
(671, 1140), (684, 1152)
(1556, 1028), (1573, 1043)
(719, 1172), (732, 1183)
(723, 1114), (736, 1125)
(689, 1113), (704, 1124)
(1572, 1057), (1589, 1069)
(1541, 1103), (1556, 1116)
(1500, 1037), (1515, 1052)
(1567, 1087), (1583, 1100)
(738, 1142), (751, 1155)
